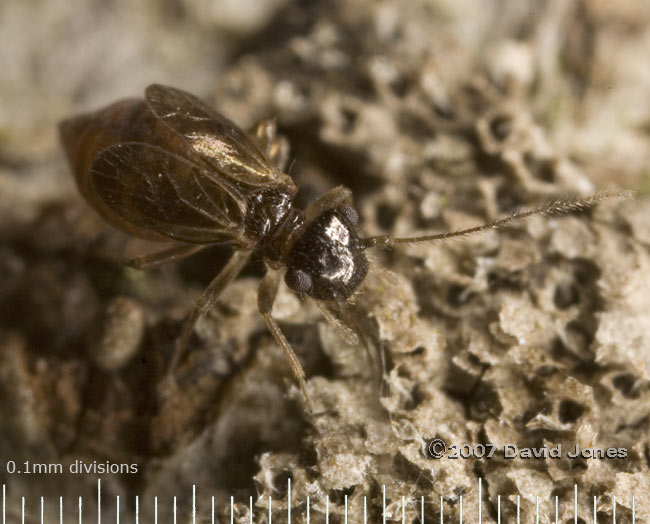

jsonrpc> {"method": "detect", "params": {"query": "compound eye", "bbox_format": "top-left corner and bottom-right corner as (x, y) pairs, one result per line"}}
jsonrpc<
(338, 205), (359, 226)
(285, 268), (312, 294)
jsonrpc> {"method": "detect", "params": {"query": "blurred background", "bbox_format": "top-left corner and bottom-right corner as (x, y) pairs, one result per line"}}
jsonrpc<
(1, 0), (649, 522)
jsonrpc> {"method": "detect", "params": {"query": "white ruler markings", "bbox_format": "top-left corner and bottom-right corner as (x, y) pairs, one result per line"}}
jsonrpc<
(0, 479), (639, 523)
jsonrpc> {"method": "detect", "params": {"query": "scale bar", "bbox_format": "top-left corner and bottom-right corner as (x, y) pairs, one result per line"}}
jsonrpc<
(516, 495), (520, 524)
(345, 495), (348, 524)
(478, 477), (482, 524)
(0, 481), (636, 523)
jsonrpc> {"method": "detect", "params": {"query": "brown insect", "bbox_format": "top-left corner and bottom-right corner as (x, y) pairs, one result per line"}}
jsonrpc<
(59, 84), (626, 410)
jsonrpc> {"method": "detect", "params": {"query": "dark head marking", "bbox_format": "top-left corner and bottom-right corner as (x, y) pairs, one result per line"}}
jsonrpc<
(286, 208), (368, 301)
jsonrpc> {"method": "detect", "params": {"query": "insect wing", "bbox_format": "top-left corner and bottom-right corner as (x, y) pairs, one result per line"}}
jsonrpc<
(317, 295), (384, 380)
(145, 84), (290, 188)
(90, 142), (246, 244)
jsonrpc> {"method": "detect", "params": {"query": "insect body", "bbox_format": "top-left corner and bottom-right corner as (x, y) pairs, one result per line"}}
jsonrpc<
(60, 84), (370, 407)
(60, 84), (624, 410)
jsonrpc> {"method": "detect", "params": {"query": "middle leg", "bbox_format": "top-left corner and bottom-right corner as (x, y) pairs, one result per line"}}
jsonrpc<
(173, 248), (253, 372)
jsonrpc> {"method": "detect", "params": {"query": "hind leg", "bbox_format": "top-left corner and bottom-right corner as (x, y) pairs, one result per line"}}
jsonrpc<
(248, 118), (290, 172)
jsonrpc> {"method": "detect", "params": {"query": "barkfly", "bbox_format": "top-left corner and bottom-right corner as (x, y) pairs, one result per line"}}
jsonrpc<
(59, 84), (627, 411)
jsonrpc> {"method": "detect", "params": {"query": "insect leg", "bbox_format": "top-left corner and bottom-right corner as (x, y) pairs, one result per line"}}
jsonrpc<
(173, 248), (253, 370)
(248, 118), (289, 172)
(314, 300), (359, 346)
(127, 244), (206, 270)
(304, 186), (353, 221)
(258, 269), (313, 412)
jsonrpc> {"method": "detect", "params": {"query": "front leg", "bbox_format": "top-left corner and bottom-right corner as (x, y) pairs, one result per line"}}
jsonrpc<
(304, 186), (354, 221)
(258, 268), (313, 412)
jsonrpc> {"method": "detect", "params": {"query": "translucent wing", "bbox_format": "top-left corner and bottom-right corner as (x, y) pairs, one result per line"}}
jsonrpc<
(90, 142), (247, 244)
(145, 84), (292, 188)
(317, 294), (385, 381)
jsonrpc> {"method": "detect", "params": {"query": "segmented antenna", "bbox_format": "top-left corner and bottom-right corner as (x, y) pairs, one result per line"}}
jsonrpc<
(361, 188), (633, 249)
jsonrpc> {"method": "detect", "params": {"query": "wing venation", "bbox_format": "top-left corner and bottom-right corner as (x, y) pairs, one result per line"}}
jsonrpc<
(90, 142), (246, 244)
(145, 84), (290, 187)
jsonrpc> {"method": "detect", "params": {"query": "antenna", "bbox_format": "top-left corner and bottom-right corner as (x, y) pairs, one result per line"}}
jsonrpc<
(361, 189), (632, 248)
